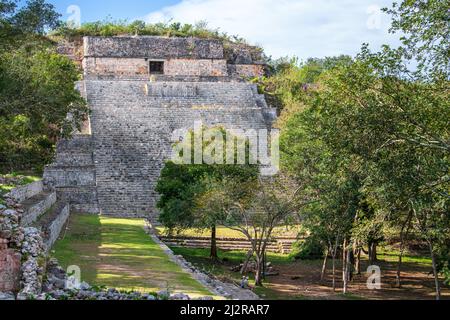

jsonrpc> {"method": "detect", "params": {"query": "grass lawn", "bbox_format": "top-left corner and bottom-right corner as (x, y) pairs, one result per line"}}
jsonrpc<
(52, 214), (215, 298)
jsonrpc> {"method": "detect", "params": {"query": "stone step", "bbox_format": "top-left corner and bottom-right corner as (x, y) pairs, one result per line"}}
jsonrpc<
(161, 236), (295, 253)
(20, 191), (57, 226)
(55, 186), (98, 214)
(43, 166), (96, 188)
(33, 201), (70, 252)
(6, 181), (43, 204)
(164, 242), (292, 253)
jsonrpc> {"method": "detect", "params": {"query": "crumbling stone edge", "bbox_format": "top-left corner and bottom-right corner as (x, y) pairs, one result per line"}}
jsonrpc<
(145, 221), (260, 301)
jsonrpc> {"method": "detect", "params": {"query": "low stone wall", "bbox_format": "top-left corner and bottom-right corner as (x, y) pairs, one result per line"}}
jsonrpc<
(6, 181), (43, 204)
(40, 204), (70, 252)
(146, 222), (260, 300)
(20, 192), (56, 227)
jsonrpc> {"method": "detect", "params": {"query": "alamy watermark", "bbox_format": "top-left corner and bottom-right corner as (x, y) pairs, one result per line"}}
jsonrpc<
(366, 265), (382, 290)
(66, 5), (81, 28)
(65, 265), (81, 290)
(171, 121), (280, 176)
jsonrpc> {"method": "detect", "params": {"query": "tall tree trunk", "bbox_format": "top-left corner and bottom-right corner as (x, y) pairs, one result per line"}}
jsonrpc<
(321, 247), (329, 281)
(349, 248), (355, 281)
(241, 249), (254, 274)
(372, 242), (377, 262)
(331, 237), (339, 292)
(428, 242), (441, 300)
(254, 255), (263, 286)
(210, 225), (218, 260)
(368, 241), (378, 265)
(354, 247), (361, 275)
(396, 216), (411, 287)
(342, 239), (348, 294)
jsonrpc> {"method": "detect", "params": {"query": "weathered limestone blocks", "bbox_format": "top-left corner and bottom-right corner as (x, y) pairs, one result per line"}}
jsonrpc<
(6, 181), (43, 204)
(20, 191), (56, 227)
(55, 186), (98, 214)
(84, 57), (229, 79)
(44, 134), (99, 214)
(228, 64), (265, 79)
(164, 59), (228, 77)
(82, 36), (264, 80)
(1, 182), (71, 298)
(84, 36), (224, 60)
(35, 203), (70, 252)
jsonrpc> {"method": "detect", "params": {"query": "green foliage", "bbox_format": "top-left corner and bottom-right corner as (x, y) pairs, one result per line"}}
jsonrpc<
(384, 0), (449, 78)
(0, 0), (87, 172)
(52, 19), (248, 44)
(289, 237), (325, 260)
(156, 126), (259, 231)
(274, 0), (449, 297)
(257, 55), (352, 114)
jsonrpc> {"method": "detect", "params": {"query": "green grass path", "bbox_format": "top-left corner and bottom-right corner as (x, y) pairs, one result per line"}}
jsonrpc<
(53, 214), (214, 297)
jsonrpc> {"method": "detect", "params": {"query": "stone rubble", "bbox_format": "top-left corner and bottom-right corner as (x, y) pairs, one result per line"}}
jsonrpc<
(1, 200), (47, 299)
(145, 222), (260, 300)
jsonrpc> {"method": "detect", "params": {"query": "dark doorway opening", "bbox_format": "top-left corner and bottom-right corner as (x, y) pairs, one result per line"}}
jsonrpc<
(149, 61), (164, 74)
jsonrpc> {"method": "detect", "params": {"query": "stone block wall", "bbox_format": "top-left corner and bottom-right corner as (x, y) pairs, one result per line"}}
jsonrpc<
(82, 36), (265, 80)
(84, 36), (224, 60)
(164, 59), (228, 77)
(44, 135), (99, 214)
(39, 203), (70, 252)
(83, 57), (229, 79)
(228, 64), (265, 79)
(6, 181), (43, 204)
(20, 192), (56, 227)
(83, 57), (149, 79)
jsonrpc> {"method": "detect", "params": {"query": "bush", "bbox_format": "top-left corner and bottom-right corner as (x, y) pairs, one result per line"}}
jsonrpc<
(289, 237), (325, 260)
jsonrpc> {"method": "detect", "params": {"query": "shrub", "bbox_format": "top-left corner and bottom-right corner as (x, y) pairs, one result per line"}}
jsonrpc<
(289, 237), (325, 260)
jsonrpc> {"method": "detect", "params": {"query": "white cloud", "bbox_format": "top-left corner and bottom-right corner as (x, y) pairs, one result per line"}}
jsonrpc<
(143, 0), (402, 60)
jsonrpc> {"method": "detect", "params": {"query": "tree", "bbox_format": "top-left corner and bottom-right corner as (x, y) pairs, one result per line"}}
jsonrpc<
(197, 175), (300, 286)
(275, 0), (449, 298)
(156, 126), (259, 260)
(0, 0), (87, 172)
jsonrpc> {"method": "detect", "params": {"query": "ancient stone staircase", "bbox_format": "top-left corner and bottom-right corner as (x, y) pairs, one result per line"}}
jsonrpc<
(160, 236), (295, 254)
(44, 135), (98, 214)
(5, 181), (70, 252)
(44, 80), (276, 220)
(82, 80), (275, 219)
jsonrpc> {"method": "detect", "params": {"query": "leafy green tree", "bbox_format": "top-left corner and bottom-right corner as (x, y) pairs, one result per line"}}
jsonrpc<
(196, 175), (300, 286)
(156, 127), (258, 259)
(0, 0), (87, 172)
(276, 0), (449, 298)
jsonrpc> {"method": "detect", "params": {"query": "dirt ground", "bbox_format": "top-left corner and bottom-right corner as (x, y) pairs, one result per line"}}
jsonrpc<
(258, 258), (450, 300)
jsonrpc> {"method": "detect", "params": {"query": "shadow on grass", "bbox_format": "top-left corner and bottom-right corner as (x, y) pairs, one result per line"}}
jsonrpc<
(53, 215), (213, 297)
(52, 214), (101, 284)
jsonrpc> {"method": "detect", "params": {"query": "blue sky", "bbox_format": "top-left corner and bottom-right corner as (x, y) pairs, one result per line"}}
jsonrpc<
(44, 0), (402, 60)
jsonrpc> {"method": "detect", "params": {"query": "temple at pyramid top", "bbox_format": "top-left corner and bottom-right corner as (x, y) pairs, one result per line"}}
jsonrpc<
(80, 36), (266, 81)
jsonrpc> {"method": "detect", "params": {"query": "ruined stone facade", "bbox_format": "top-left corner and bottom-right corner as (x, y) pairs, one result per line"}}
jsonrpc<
(45, 36), (276, 220)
